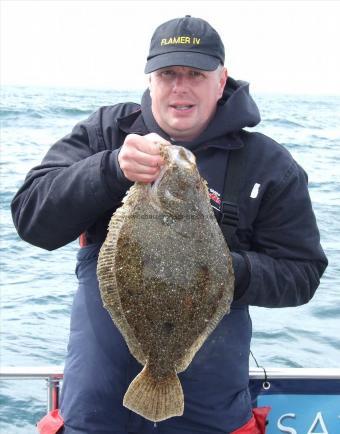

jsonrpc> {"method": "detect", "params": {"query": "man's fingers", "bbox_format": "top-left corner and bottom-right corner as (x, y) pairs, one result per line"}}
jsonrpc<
(141, 133), (170, 155)
(124, 169), (161, 183)
(135, 139), (161, 156)
(129, 147), (163, 168)
(122, 158), (160, 175)
(118, 133), (168, 182)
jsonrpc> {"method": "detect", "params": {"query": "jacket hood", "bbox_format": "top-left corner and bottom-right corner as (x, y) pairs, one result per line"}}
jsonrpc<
(141, 77), (261, 150)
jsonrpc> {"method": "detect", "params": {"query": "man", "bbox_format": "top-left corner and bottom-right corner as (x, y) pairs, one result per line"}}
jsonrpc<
(12, 16), (327, 434)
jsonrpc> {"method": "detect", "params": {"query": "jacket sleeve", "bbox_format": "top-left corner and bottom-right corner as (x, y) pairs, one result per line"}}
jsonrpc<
(233, 160), (328, 308)
(11, 107), (133, 250)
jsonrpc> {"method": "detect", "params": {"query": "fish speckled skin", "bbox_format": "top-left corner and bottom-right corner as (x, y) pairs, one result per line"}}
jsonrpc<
(97, 144), (234, 422)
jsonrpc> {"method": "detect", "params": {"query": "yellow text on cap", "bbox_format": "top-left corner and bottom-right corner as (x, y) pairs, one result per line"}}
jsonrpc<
(160, 36), (201, 46)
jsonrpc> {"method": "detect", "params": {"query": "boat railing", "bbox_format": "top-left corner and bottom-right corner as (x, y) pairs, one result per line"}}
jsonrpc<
(0, 366), (64, 413)
(1, 366), (340, 413)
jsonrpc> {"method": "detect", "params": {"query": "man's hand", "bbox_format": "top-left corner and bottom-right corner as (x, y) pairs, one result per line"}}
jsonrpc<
(118, 133), (167, 183)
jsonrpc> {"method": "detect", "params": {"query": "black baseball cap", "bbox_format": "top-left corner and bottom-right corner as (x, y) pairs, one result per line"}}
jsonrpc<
(144, 16), (225, 73)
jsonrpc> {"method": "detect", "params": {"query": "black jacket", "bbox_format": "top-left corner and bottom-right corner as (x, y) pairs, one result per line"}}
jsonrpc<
(11, 78), (328, 308)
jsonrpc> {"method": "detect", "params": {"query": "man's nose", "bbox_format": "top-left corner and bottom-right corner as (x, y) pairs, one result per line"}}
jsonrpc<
(172, 74), (188, 92)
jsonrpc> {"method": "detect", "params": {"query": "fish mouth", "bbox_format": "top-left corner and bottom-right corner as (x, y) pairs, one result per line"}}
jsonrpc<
(151, 146), (195, 189)
(167, 146), (196, 167)
(148, 145), (196, 211)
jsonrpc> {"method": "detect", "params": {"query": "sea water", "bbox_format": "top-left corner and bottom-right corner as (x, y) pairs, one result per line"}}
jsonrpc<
(1, 86), (339, 433)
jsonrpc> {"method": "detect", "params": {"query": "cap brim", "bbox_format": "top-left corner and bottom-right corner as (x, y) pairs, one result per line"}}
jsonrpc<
(144, 51), (221, 73)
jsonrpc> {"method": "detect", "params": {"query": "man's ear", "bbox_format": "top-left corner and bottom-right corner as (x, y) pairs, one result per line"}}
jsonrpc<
(148, 74), (153, 96)
(218, 67), (228, 98)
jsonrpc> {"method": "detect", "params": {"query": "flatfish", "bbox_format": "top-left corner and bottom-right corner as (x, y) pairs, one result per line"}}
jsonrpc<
(97, 144), (234, 422)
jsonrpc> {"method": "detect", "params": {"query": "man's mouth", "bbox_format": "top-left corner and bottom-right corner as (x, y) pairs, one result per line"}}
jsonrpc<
(171, 105), (194, 111)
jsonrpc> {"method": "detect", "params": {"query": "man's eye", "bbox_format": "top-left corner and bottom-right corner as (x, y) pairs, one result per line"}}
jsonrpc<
(161, 70), (175, 77)
(189, 70), (204, 79)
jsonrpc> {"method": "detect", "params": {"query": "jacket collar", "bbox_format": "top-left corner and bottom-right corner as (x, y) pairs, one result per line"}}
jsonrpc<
(116, 108), (147, 135)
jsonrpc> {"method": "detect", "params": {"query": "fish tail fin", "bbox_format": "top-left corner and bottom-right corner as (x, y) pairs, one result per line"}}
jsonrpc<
(123, 363), (184, 422)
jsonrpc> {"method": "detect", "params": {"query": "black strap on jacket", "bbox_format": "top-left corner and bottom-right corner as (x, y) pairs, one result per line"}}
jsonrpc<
(219, 144), (246, 248)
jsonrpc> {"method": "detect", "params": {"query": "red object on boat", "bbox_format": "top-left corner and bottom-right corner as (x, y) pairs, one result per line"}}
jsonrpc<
(232, 406), (271, 434)
(79, 232), (87, 247)
(37, 409), (64, 434)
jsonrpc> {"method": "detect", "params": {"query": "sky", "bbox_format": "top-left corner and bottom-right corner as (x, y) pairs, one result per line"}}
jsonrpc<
(1, 0), (340, 95)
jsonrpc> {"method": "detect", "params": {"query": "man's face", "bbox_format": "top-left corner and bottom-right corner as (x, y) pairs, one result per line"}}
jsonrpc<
(149, 65), (227, 142)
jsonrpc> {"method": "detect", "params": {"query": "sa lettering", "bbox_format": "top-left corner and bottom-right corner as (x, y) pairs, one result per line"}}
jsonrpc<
(278, 411), (329, 434)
